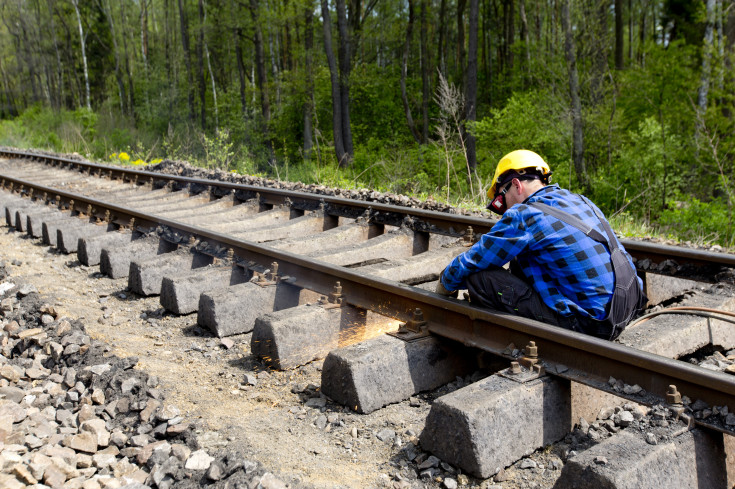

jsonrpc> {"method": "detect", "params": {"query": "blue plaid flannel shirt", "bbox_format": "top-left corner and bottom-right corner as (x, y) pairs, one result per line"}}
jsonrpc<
(440, 185), (641, 320)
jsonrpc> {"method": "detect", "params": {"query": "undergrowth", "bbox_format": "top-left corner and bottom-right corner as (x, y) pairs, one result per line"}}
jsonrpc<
(1, 105), (733, 250)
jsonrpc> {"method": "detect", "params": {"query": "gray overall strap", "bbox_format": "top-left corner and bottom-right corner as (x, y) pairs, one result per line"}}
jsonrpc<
(528, 201), (610, 246)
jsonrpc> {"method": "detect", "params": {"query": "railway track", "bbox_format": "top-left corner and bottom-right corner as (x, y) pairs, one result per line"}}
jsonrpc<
(1, 148), (735, 486)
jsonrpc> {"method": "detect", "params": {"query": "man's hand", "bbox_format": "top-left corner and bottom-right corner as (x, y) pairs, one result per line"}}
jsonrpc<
(436, 280), (458, 298)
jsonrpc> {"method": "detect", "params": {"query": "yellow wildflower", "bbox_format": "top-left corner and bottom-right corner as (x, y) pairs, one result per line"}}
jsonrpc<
(118, 152), (130, 161)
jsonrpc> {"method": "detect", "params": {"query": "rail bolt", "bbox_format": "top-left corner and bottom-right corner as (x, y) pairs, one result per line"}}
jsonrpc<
(666, 385), (682, 405)
(510, 361), (522, 375)
(328, 282), (343, 304)
(524, 341), (538, 359)
(266, 262), (279, 282)
(463, 227), (475, 245)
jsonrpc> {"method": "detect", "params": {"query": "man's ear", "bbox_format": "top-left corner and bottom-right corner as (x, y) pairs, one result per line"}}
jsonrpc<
(512, 178), (523, 193)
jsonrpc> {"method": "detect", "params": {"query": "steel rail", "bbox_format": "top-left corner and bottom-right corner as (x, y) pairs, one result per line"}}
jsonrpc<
(1, 173), (735, 434)
(2, 148), (735, 272)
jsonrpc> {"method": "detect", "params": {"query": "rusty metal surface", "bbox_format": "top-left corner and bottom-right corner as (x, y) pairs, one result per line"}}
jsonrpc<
(3, 152), (735, 433)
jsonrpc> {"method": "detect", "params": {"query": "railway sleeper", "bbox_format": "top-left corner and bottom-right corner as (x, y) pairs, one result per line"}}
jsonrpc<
(175, 199), (262, 225)
(100, 235), (177, 279)
(128, 248), (213, 296)
(42, 217), (92, 247)
(619, 284), (735, 358)
(16, 205), (62, 234)
(78, 230), (142, 266)
(269, 220), (376, 254)
(4, 199), (36, 227)
(160, 264), (250, 315)
(197, 280), (320, 337)
(251, 301), (397, 370)
(553, 427), (728, 488)
(56, 220), (115, 254)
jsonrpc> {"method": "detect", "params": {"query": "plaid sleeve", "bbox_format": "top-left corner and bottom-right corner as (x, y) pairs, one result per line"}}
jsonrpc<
(440, 209), (531, 291)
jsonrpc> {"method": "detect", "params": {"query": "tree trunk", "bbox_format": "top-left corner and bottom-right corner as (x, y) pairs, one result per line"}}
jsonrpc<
(335, 0), (354, 163)
(464, 0), (478, 175)
(436, 0), (447, 76)
(119, 0), (135, 117)
(456, 0), (466, 83)
(141, 0), (149, 69)
(519, 0), (530, 73)
(696, 0), (716, 145)
(250, 0), (271, 123)
(615, 0), (624, 69)
(198, 0), (206, 129)
(591, 0), (609, 103)
(234, 28), (249, 115)
(303, 4), (314, 157)
(506, 0), (514, 70)
(321, 0), (347, 165)
(562, 0), (587, 189)
(48, 0), (65, 109)
(178, 0), (196, 121)
(400, 0), (422, 144)
(420, 0), (429, 143)
(71, 0), (91, 109)
(99, 0), (127, 114)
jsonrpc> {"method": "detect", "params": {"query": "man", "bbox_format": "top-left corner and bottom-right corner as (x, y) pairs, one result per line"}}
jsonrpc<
(436, 149), (646, 340)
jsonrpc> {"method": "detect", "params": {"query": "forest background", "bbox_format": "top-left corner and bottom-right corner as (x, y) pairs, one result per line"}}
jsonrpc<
(0, 0), (733, 246)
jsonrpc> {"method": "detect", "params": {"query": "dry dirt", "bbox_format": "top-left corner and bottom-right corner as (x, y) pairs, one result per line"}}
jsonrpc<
(0, 225), (571, 489)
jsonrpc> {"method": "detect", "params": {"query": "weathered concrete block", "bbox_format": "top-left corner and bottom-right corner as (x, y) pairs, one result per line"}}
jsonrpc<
(5, 200), (35, 227)
(231, 213), (327, 242)
(310, 230), (414, 266)
(100, 237), (176, 279)
(420, 374), (571, 478)
(271, 221), (365, 254)
(197, 281), (315, 337)
(26, 211), (65, 238)
(252, 303), (377, 370)
(42, 218), (82, 246)
(56, 222), (112, 254)
(78, 232), (138, 266)
(553, 429), (727, 488)
(645, 273), (700, 305)
(160, 266), (249, 315)
(129, 250), (212, 296)
(571, 382), (631, 428)
(14, 203), (50, 232)
(321, 335), (475, 414)
(205, 207), (292, 233)
(618, 288), (735, 358)
(358, 245), (464, 284)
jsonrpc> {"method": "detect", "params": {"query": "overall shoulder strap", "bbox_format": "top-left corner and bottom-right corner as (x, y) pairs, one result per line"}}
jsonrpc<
(528, 201), (609, 245)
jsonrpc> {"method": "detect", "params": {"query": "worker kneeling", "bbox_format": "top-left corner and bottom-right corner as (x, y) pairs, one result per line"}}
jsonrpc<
(437, 150), (646, 340)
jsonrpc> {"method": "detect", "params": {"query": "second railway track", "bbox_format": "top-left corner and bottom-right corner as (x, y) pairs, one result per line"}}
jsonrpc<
(2, 148), (735, 487)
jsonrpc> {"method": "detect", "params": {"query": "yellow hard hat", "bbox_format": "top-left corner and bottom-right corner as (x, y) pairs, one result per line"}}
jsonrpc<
(488, 150), (552, 198)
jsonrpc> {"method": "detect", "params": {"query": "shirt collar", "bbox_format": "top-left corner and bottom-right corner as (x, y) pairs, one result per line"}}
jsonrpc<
(522, 184), (559, 204)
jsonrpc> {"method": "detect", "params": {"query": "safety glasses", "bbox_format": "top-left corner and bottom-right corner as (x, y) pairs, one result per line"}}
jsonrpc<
(487, 181), (512, 215)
